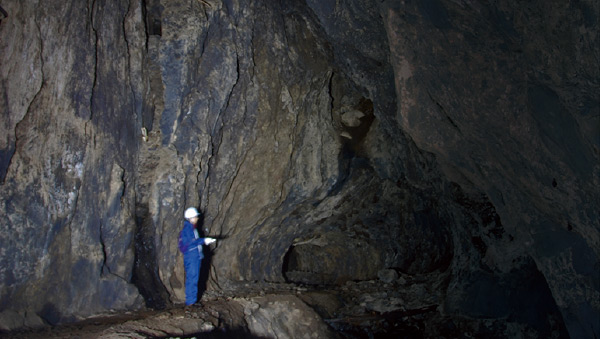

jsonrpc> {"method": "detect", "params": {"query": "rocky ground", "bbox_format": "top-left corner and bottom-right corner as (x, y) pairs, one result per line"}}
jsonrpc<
(2, 270), (562, 338)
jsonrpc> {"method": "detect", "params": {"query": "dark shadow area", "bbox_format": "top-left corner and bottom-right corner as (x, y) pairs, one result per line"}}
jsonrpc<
(142, 0), (162, 36)
(38, 303), (62, 326)
(197, 215), (212, 301)
(132, 204), (170, 310)
(453, 257), (569, 338)
(327, 306), (439, 339)
(281, 244), (296, 283)
(0, 146), (14, 184)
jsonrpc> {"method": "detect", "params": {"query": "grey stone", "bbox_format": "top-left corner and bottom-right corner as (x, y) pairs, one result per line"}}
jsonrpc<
(238, 294), (335, 339)
(378, 269), (399, 284)
(0, 310), (23, 331)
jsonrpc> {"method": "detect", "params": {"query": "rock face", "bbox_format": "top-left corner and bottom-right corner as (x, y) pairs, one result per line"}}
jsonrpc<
(0, 0), (598, 337)
(382, 2), (599, 338)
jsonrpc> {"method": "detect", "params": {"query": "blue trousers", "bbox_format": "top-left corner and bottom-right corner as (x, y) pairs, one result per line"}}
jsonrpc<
(184, 251), (202, 305)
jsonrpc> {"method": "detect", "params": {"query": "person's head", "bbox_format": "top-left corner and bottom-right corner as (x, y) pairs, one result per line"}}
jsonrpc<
(184, 207), (201, 224)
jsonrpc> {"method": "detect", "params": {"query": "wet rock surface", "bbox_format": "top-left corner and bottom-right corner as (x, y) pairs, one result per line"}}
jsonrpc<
(0, 0), (598, 338)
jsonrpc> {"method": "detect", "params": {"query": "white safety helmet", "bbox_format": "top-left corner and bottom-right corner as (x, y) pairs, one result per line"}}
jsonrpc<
(184, 207), (200, 219)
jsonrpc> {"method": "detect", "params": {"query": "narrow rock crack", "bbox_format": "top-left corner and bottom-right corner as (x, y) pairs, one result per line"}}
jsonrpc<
(86, 0), (99, 140)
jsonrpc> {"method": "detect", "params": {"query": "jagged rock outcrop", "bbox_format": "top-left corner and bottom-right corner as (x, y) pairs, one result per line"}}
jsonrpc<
(0, 0), (598, 337)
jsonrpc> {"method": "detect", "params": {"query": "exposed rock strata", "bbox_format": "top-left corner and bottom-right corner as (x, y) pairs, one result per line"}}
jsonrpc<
(0, 0), (598, 337)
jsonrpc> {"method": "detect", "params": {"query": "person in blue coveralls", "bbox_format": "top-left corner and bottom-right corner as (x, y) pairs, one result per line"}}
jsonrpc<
(179, 207), (216, 306)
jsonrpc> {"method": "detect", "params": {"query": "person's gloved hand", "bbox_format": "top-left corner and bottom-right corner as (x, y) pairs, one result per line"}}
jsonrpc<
(205, 237), (216, 245)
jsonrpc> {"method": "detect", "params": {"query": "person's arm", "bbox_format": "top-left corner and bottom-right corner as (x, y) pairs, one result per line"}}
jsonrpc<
(188, 237), (215, 248)
(181, 226), (216, 252)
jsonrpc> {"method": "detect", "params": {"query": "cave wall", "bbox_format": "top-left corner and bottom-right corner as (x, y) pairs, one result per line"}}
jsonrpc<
(381, 1), (599, 337)
(0, 0), (598, 337)
(0, 0), (146, 325)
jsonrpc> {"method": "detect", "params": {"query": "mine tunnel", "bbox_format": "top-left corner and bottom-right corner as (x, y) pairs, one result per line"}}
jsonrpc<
(0, 0), (598, 338)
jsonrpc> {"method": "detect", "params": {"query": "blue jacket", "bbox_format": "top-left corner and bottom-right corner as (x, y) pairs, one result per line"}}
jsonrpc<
(179, 220), (207, 258)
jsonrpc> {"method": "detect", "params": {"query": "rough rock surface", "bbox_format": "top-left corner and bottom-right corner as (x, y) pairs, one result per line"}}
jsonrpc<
(0, 0), (598, 338)
(2, 292), (332, 338)
(382, 2), (599, 337)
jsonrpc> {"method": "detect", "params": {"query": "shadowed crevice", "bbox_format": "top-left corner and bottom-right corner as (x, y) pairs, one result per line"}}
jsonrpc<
(131, 204), (170, 310)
